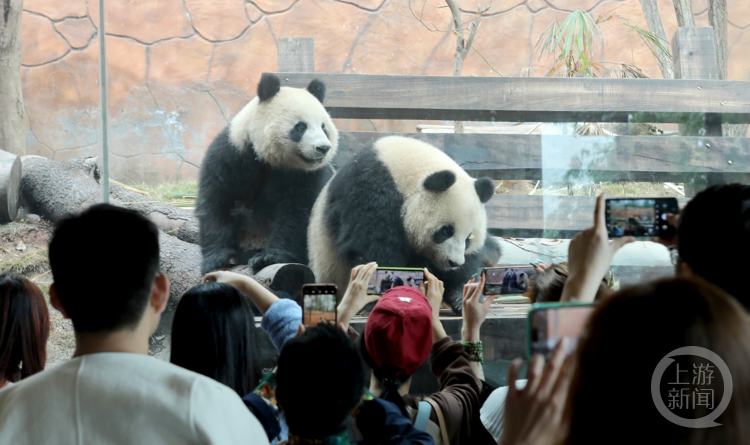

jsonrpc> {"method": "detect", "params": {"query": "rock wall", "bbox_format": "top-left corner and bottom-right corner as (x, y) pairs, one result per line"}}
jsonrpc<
(21, 0), (750, 184)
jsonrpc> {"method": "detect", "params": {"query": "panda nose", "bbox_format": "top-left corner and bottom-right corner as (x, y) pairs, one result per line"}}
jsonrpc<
(316, 145), (331, 155)
(448, 260), (459, 268)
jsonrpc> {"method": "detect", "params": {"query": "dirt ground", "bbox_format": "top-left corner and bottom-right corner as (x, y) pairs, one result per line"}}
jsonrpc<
(0, 220), (75, 368)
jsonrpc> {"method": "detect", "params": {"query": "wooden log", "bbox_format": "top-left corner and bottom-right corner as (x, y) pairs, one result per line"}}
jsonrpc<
(270, 72), (750, 124)
(21, 156), (199, 244)
(0, 150), (22, 223)
(484, 195), (690, 238)
(109, 183), (199, 244)
(335, 132), (750, 183)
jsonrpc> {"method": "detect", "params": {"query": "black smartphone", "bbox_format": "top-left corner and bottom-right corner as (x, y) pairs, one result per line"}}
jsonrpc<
(367, 267), (425, 295)
(605, 197), (679, 238)
(527, 303), (596, 357)
(301, 284), (338, 326)
(483, 265), (537, 295)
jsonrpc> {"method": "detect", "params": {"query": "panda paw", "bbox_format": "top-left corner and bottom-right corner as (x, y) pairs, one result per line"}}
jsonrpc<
(444, 290), (463, 316)
(248, 251), (293, 273)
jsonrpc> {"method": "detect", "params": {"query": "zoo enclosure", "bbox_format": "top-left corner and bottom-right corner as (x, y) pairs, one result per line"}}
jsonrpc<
(270, 30), (750, 239)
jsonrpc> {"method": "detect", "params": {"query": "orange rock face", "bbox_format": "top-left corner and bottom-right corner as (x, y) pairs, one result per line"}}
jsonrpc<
(24, 0), (87, 21)
(55, 18), (97, 49)
(89, 0), (194, 44)
(18, 0), (750, 183)
(184, 0), (250, 42)
(21, 13), (70, 66)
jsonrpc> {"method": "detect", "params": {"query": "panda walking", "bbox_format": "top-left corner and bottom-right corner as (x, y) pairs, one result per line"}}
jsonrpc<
(196, 74), (338, 274)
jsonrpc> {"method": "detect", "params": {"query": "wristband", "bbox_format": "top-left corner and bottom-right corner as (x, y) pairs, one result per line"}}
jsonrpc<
(462, 340), (484, 364)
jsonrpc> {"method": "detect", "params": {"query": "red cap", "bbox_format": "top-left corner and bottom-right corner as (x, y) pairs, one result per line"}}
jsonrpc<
(364, 286), (433, 377)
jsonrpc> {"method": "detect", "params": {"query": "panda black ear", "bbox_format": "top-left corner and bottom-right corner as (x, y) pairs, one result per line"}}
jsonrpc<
(257, 73), (281, 102)
(424, 170), (456, 193)
(475, 177), (494, 203)
(307, 79), (326, 103)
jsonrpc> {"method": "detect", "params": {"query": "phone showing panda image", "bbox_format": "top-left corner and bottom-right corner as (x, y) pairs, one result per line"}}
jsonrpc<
(367, 267), (425, 295)
(483, 265), (537, 295)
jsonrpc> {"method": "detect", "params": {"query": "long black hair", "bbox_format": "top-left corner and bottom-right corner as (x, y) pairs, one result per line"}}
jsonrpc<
(170, 282), (259, 396)
(359, 328), (411, 418)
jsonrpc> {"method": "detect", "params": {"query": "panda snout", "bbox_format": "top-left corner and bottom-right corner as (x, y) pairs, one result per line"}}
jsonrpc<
(448, 259), (459, 268)
(315, 145), (331, 155)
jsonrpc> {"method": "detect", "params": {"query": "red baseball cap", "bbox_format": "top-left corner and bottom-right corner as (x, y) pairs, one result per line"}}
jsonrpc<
(364, 286), (433, 377)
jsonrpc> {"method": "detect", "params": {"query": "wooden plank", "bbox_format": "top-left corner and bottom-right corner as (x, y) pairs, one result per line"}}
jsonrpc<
(484, 195), (690, 237)
(270, 72), (750, 124)
(335, 132), (750, 183)
(672, 27), (722, 196)
(277, 38), (315, 73)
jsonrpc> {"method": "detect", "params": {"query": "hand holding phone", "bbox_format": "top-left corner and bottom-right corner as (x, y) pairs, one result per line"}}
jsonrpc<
(302, 284), (338, 326)
(527, 303), (595, 357)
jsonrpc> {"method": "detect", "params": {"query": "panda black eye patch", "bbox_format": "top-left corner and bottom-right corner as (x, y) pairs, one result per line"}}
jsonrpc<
(433, 225), (454, 244)
(290, 122), (307, 142)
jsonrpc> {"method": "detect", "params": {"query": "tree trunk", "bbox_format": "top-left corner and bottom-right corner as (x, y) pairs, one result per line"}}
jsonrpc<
(708, 0), (748, 137)
(21, 157), (199, 244)
(0, 149), (21, 222)
(638, 0), (673, 79)
(0, 0), (25, 156)
(673, 0), (696, 27)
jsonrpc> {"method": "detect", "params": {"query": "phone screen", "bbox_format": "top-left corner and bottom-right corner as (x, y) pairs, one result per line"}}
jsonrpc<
(528, 304), (595, 357)
(302, 285), (337, 326)
(484, 266), (537, 295)
(605, 197), (678, 238)
(367, 268), (425, 295)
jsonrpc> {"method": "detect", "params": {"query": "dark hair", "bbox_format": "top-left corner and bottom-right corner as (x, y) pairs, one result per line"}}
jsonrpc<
(678, 184), (750, 309)
(48, 204), (160, 332)
(276, 323), (364, 440)
(566, 278), (750, 445)
(0, 273), (50, 382)
(171, 282), (259, 395)
(531, 262), (609, 303)
(359, 329), (412, 418)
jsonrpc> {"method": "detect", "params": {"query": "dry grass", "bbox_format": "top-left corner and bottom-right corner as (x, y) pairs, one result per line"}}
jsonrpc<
(0, 248), (49, 275)
(131, 180), (198, 208)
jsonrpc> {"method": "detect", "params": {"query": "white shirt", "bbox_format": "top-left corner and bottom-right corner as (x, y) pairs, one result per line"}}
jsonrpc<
(0, 352), (269, 445)
(480, 379), (528, 443)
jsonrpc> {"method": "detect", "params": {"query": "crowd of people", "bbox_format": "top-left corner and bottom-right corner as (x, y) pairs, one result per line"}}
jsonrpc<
(0, 184), (749, 445)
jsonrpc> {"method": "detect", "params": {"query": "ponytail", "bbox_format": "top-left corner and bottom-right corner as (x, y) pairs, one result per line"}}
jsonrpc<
(359, 334), (411, 418)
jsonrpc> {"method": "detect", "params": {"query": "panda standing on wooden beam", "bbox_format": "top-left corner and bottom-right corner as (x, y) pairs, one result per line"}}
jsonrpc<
(196, 73), (338, 274)
(308, 136), (501, 314)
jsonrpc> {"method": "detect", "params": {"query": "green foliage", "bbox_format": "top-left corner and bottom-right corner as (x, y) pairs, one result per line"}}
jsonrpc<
(533, 9), (672, 78)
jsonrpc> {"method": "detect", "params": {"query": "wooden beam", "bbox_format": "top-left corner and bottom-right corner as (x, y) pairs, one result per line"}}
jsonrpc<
(277, 38), (315, 73)
(269, 72), (750, 124)
(335, 132), (750, 183)
(484, 195), (690, 237)
(672, 27), (722, 196)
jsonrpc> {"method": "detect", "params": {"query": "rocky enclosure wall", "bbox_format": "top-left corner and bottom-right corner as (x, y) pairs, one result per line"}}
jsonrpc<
(21, 0), (750, 184)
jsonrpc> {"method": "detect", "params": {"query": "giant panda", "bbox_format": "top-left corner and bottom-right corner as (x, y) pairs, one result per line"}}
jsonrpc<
(196, 73), (338, 274)
(308, 135), (501, 313)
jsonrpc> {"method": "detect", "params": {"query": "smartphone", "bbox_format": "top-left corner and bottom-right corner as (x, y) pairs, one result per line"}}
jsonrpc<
(367, 267), (425, 295)
(483, 265), (537, 295)
(526, 303), (596, 357)
(301, 284), (338, 326)
(605, 197), (678, 239)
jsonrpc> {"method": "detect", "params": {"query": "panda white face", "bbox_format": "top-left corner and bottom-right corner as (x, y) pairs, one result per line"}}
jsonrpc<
(229, 75), (339, 171)
(371, 136), (495, 272)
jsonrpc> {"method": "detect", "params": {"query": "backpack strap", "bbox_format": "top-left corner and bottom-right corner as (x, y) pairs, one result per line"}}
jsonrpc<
(414, 400), (432, 431)
(423, 396), (450, 445)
